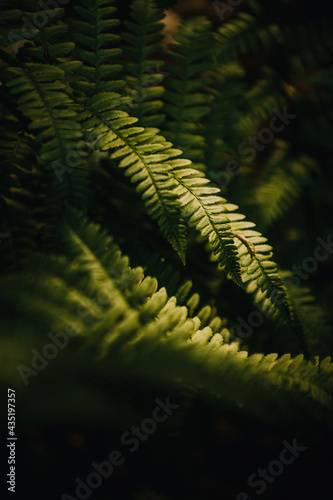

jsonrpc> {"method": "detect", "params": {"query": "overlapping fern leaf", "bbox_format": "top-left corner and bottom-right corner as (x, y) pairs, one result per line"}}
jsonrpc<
(0, 0), (331, 441)
(78, 93), (190, 264)
(0, 212), (332, 426)
(71, 1), (243, 281)
(121, 0), (166, 128)
(71, 1), (187, 263)
(0, 0), (310, 349)
(0, 0), (90, 211)
(2, 63), (89, 207)
(69, 1), (310, 345)
(80, 90), (248, 288)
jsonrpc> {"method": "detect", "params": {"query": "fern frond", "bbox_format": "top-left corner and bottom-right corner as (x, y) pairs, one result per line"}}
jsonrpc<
(284, 20), (333, 72)
(78, 92), (188, 263)
(127, 243), (225, 327)
(0, 213), (331, 426)
(0, 0), (72, 62)
(70, 0), (188, 262)
(129, 241), (182, 296)
(215, 6), (282, 63)
(204, 63), (246, 176)
(0, 118), (34, 200)
(240, 73), (289, 131)
(121, 0), (166, 127)
(0, 0), (91, 212)
(246, 140), (319, 231)
(72, 1), (248, 286)
(165, 164), (309, 353)
(2, 63), (89, 208)
(306, 67), (333, 90)
(282, 270), (333, 358)
(66, 0), (306, 346)
(76, 88), (304, 341)
(83, 96), (245, 286)
(72, 0), (124, 96)
(162, 17), (214, 168)
(215, 0), (333, 77)
(0, 117), (40, 271)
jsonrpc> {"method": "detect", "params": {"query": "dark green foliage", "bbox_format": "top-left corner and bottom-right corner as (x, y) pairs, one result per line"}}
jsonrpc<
(0, 117), (40, 271)
(162, 17), (214, 168)
(1, 212), (332, 427)
(72, 0), (124, 96)
(0, 0), (333, 434)
(121, 0), (166, 127)
(3, 64), (88, 204)
(245, 139), (319, 231)
(215, 5), (282, 62)
(203, 63), (246, 175)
